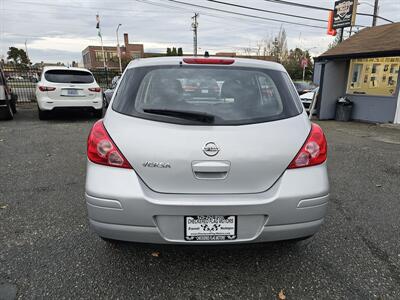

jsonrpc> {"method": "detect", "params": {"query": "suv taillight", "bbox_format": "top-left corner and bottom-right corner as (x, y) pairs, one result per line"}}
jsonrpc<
(89, 87), (101, 92)
(38, 86), (56, 92)
(288, 123), (327, 169)
(87, 120), (132, 169)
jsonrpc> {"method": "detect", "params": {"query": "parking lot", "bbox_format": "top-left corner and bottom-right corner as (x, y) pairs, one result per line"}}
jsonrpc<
(0, 105), (399, 299)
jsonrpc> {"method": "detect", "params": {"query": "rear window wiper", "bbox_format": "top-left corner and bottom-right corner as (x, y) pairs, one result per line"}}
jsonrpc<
(143, 108), (215, 123)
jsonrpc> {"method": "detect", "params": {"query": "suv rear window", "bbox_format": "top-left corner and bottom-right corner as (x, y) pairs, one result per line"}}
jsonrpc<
(44, 70), (94, 84)
(112, 66), (302, 125)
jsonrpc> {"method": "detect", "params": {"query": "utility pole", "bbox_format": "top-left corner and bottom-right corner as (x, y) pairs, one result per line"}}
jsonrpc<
(96, 14), (107, 69)
(116, 24), (122, 74)
(372, 0), (379, 26)
(24, 39), (29, 62)
(191, 13), (199, 56)
(339, 28), (344, 43)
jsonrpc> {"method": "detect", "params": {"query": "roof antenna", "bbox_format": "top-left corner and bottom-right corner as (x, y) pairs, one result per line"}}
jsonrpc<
(204, 51), (209, 57)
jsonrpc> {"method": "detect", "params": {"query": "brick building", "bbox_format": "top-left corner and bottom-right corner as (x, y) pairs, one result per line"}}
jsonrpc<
(82, 33), (144, 70)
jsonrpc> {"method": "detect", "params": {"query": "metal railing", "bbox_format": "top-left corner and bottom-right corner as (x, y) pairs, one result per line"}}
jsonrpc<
(91, 68), (120, 90)
(1, 65), (119, 103)
(2, 66), (41, 102)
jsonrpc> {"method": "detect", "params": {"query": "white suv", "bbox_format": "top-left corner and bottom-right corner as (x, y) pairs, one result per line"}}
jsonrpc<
(36, 67), (103, 119)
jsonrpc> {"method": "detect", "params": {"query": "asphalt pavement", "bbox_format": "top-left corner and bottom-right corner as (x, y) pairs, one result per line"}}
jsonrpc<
(0, 106), (399, 299)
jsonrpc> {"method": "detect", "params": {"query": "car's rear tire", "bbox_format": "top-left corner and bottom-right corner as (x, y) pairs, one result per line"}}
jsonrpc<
(11, 93), (17, 114)
(38, 108), (51, 120)
(0, 101), (14, 120)
(102, 93), (108, 108)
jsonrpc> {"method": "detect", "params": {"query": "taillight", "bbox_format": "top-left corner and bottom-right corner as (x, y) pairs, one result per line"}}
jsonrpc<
(87, 120), (132, 169)
(38, 86), (56, 92)
(288, 123), (327, 169)
(183, 58), (234, 65)
(89, 87), (101, 92)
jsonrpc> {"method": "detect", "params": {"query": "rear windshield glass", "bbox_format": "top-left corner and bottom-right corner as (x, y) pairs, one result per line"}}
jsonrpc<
(112, 66), (302, 125)
(44, 70), (94, 84)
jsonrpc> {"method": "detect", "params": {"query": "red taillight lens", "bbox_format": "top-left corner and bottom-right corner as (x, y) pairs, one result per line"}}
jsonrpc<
(89, 87), (101, 92)
(87, 120), (132, 169)
(38, 86), (56, 92)
(288, 123), (327, 169)
(183, 58), (234, 65)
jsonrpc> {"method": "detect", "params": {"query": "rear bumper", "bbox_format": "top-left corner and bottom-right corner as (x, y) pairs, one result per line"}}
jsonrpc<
(85, 161), (330, 244)
(36, 95), (102, 110)
(0, 99), (8, 107)
(89, 218), (325, 244)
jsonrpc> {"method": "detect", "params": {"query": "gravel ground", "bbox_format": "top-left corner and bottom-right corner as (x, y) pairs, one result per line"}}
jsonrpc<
(0, 106), (399, 299)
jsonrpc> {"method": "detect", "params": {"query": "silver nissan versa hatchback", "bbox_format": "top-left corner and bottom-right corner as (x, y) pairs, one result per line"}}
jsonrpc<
(85, 56), (329, 244)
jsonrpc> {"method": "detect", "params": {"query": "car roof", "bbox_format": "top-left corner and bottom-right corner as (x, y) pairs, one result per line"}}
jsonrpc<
(42, 66), (93, 73)
(126, 56), (286, 72)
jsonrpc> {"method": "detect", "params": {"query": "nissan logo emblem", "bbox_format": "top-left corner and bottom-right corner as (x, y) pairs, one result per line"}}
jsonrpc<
(203, 142), (220, 156)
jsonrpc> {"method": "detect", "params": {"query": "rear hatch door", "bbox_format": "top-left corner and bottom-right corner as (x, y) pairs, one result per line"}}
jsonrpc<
(105, 62), (309, 194)
(105, 113), (310, 194)
(43, 69), (97, 100)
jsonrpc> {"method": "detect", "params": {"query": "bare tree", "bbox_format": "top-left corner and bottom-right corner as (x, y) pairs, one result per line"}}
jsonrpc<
(273, 26), (288, 62)
(250, 27), (287, 61)
(241, 44), (255, 57)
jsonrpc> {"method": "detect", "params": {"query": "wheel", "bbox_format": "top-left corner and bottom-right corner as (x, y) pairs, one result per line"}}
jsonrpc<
(94, 108), (103, 119)
(102, 93), (108, 108)
(11, 100), (17, 114)
(11, 93), (17, 113)
(38, 108), (50, 120)
(0, 101), (14, 120)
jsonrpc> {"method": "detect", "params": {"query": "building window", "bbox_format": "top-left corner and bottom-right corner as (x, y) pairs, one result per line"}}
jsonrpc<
(83, 52), (90, 65)
(107, 51), (118, 60)
(388, 64), (399, 87)
(350, 63), (363, 89)
(95, 51), (105, 62)
(95, 50), (118, 62)
(131, 52), (141, 59)
(347, 57), (400, 96)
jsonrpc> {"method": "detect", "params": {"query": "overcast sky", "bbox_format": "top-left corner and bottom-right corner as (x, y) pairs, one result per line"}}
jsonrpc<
(0, 0), (399, 64)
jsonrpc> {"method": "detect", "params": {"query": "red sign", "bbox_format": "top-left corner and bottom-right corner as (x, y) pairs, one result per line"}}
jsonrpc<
(327, 11), (337, 36)
(301, 58), (308, 68)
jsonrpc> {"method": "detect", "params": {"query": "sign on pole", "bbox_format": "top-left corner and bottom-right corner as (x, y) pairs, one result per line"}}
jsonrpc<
(332, 0), (358, 29)
(301, 58), (308, 69)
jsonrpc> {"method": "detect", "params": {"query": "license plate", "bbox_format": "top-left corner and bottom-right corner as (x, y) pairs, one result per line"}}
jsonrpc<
(184, 215), (237, 241)
(62, 89), (80, 96)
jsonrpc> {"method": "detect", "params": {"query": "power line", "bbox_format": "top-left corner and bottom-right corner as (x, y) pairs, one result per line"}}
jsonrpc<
(210, 0), (369, 28)
(262, 0), (330, 12)
(136, 0), (323, 32)
(164, 0), (327, 29)
(207, 0), (327, 23)
(4, 0), (322, 33)
(261, 0), (394, 23)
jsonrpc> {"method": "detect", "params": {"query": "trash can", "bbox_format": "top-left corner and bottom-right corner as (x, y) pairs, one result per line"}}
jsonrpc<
(335, 97), (353, 121)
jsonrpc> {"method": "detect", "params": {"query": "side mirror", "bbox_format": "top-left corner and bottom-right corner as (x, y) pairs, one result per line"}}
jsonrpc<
(111, 76), (120, 89)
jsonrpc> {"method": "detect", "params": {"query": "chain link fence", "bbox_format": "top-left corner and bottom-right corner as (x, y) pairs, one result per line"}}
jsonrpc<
(1, 65), (118, 103)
